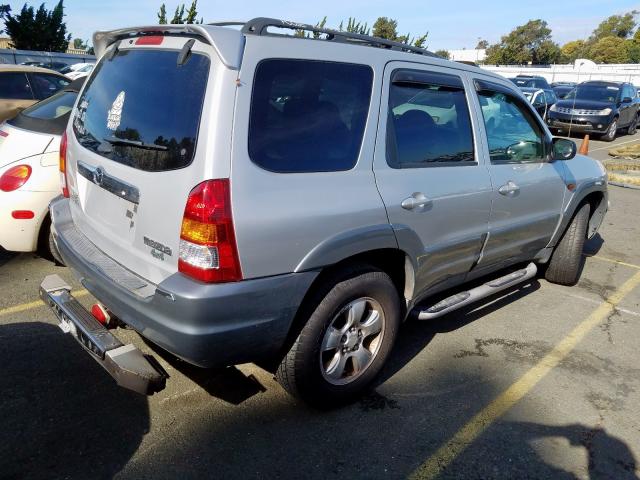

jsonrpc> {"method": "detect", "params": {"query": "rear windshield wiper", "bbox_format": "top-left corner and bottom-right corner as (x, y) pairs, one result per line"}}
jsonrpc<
(105, 137), (168, 151)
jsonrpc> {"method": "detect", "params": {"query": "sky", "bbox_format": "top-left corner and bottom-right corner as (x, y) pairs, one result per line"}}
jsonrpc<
(3, 0), (640, 51)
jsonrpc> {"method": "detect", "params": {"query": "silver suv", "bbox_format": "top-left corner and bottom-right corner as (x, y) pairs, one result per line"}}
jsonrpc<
(40, 18), (608, 407)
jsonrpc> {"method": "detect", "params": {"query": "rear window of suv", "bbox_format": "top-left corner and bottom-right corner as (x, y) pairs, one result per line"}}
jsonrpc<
(248, 59), (373, 173)
(72, 48), (209, 172)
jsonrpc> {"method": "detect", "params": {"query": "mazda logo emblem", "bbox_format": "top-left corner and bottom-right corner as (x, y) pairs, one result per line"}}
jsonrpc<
(93, 167), (104, 185)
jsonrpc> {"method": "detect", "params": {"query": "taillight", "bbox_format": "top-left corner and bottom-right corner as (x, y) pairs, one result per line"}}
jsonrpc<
(0, 164), (32, 192)
(178, 179), (242, 283)
(59, 131), (69, 198)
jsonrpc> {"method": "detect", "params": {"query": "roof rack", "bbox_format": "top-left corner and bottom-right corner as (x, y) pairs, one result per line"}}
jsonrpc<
(215, 17), (438, 57)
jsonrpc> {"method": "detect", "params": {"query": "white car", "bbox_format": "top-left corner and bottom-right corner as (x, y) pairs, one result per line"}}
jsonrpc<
(0, 79), (84, 261)
(66, 63), (94, 80)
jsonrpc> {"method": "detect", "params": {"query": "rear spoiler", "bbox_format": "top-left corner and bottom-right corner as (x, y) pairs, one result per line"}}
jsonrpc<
(92, 24), (245, 69)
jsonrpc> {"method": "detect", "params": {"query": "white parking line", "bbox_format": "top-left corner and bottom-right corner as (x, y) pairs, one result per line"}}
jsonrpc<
(590, 137), (640, 152)
(563, 292), (640, 317)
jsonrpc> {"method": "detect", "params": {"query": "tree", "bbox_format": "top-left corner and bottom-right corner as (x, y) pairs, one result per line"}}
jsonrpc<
(434, 49), (450, 60)
(72, 38), (87, 50)
(156, 2), (201, 24)
(171, 4), (184, 24)
(339, 17), (369, 35)
(3, 1), (71, 52)
(588, 36), (630, 63)
(590, 11), (637, 41)
(485, 19), (560, 65)
(414, 33), (428, 49)
(476, 39), (489, 49)
(184, 0), (198, 24)
(560, 40), (587, 63)
(627, 29), (640, 63)
(157, 3), (167, 24)
(372, 17), (398, 40)
(371, 16), (427, 47)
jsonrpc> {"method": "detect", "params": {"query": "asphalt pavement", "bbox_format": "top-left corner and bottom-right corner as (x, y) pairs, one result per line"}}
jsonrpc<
(1, 133), (639, 480)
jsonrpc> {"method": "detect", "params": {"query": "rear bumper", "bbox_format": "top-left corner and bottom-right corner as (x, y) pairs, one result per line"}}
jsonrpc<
(49, 197), (318, 368)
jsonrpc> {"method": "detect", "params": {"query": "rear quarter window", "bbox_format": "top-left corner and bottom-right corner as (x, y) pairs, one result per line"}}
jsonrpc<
(248, 59), (373, 173)
(72, 48), (209, 172)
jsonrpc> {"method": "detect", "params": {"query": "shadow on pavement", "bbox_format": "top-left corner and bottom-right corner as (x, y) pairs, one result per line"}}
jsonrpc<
(380, 279), (541, 384)
(439, 421), (639, 479)
(584, 233), (605, 257)
(0, 322), (149, 480)
(3, 284), (637, 478)
(0, 248), (17, 268)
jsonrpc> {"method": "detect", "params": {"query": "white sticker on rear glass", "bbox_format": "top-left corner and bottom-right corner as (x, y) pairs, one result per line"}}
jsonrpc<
(107, 91), (125, 131)
(607, 87), (619, 91)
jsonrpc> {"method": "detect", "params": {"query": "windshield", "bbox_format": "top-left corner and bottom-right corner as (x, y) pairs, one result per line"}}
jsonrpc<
(21, 90), (78, 119)
(565, 85), (619, 103)
(72, 48), (209, 172)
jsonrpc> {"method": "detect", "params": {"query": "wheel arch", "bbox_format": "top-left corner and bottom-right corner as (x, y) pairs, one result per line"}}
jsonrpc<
(267, 246), (414, 371)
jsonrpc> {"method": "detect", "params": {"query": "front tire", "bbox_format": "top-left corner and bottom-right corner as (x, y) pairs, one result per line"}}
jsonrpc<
(627, 115), (638, 135)
(602, 119), (618, 142)
(545, 203), (590, 286)
(276, 266), (401, 408)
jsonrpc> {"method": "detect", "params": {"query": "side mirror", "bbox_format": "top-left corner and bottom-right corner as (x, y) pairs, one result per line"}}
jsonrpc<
(552, 137), (576, 161)
(623, 96), (633, 103)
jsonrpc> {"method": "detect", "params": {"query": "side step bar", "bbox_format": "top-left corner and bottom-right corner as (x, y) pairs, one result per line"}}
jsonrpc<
(39, 274), (167, 395)
(415, 263), (538, 320)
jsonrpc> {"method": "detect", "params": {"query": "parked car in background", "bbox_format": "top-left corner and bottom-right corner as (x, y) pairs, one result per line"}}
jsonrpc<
(0, 65), (70, 122)
(0, 78), (84, 262)
(41, 20), (608, 407)
(552, 84), (574, 100)
(21, 61), (70, 72)
(520, 87), (556, 121)
(511, 75), (552, 90)
(547, 81), (639, 141)
(60, 62), (96, 75)
(65, 63), (94, 80)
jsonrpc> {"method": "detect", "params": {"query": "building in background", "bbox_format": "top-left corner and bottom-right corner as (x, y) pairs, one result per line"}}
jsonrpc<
(449, 48), (486, 64)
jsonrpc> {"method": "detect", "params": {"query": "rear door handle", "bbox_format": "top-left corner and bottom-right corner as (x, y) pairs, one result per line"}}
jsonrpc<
(498, 181), (520, 196)
(401, 192), (432, 210)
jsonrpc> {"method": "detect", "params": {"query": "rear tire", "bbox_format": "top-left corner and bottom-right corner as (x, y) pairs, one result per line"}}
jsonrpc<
(545, 203), (590, 286)
(276, 265), (401, 408)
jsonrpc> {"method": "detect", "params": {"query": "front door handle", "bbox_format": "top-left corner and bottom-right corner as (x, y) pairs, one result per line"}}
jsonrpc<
(498, 181), (520, 196)
(401, 192), (432, 210)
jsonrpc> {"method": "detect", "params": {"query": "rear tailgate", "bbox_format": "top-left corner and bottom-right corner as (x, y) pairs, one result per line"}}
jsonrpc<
(64, 35), (232, 285)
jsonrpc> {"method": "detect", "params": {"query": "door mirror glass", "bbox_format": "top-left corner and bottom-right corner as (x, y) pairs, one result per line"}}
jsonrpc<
(552, 137), (576, 161)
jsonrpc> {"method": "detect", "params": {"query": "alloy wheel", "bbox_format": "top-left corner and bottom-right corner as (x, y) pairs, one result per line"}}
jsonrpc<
(320, 297), (385, 385)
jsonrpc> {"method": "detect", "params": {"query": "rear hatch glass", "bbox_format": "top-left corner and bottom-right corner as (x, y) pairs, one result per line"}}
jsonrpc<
(73, 49), (209, 171)
(67, 46), (210, 285)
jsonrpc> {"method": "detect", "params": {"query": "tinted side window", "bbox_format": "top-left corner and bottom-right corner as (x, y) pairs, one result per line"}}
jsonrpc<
(478, 90), (546, 163)
(29, 74), (70, 100)
(0, 72), (33, 100)
(386, 71), (475, 168)
(249, 60), (373, 173)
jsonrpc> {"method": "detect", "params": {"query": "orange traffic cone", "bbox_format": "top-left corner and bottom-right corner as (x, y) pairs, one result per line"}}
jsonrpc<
(578, 134), (589, 155)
